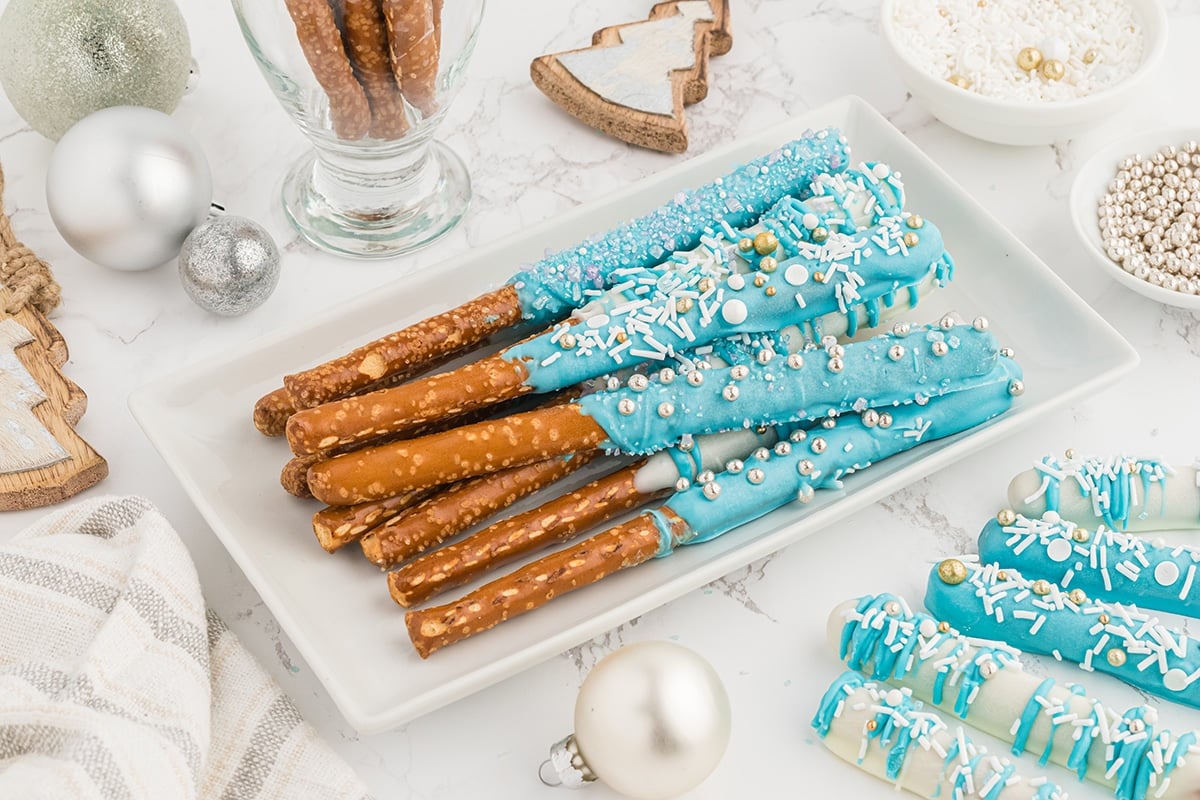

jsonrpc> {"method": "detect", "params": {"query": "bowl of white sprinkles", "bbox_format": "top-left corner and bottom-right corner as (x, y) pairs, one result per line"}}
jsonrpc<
(880, 0), (1168, 145)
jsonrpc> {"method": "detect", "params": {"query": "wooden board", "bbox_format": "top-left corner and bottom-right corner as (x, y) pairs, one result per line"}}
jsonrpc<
(530, 0), (731, 154)
(0, 286), (106, 510)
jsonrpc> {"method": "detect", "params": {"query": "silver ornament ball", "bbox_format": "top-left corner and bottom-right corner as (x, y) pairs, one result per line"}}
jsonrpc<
(0, 0), (191, 140)
(572, 641), (731, 800)
(47, 106), (212, 271)
(179, 215), (280, 316)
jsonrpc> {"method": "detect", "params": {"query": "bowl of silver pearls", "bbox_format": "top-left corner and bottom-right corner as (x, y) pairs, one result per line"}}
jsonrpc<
(1071, 128), (1200, 309)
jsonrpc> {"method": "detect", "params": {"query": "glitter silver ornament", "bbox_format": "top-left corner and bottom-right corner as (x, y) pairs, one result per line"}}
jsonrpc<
(0, 0), (191, 140)
(47, 106), (211, 271)
(179, 215), (280, 316)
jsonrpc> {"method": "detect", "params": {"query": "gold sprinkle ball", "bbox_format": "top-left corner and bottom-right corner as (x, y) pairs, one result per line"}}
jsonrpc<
(1071, 527), (1090, 543)
(811, 226), (829, 244)
(697, 277), (715, 293)
(753, 231), (778, 256)
(1017, 46), (1043, 71)
(947, 74), (971, 90)
(937, 558), (968, 585)
(765, 286), (777, 297)
(937, 620), (950, 633)
(759, 256), (778, 273)
(1040, 59), (1065, 81)
(865, 719), (878, 731)
(996, 570), (1008, 581)
(1098, 613), (1111, 625)
(753, 274), (767, 288)
(1083, 48), (1097, 64)
(1031, 579), (1052, 596)
(997, 508), (1017, 526)
(1068, 588), (1087, 605)
(615, 331), (628, 343)
(559, 333), (577, 350)
(1106, 648), (1127, 667)
(902, 231), (920, 248)
(676, 297), (693, 313)
(738, 237), (754, 253)
(906, 214), (924, 229)
(814, 270), (826, 284)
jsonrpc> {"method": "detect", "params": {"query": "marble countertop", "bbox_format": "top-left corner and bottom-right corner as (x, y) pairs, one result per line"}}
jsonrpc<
(3, 0), (1200, 797)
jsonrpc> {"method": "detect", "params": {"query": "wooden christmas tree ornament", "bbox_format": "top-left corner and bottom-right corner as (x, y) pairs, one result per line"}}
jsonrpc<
(530, 0), (732, 154)
(0, 165), (107, 509)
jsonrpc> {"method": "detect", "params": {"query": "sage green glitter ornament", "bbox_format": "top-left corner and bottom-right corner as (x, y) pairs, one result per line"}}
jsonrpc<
(0, 0), (191, 141)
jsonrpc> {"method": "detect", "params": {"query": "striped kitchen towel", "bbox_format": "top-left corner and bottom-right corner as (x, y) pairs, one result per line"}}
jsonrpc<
(0, 496), (372, 800)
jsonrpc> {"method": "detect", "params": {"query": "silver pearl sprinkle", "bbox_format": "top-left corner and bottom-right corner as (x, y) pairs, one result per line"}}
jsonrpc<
(821, 417), (836, 429)
(659, 368), (676, 384)
(862, 409), (879, 427)
(931, 341), (949, 357)
(939, 314), (956, 330)
(972, 316), (989, 331)
(826, 343), (845, 358)
(722, 385), (740, 402)
(827, 356), (844, 373)
(696, 469), (716, 484)
(888, 344), (905, 361)
(606, 376), (621, 391)
(797, 459), (814, 476)
(753, 447), (771, 461)
(730, 365), (750, 380)
(678, 435), (695, 452)
(811, 437), (827, 454)
(657, 402), (675, 418)
(725, 459), (744, 474)
(878, 412), (893, 428)
(892, 322), (911, 336)
(797, 485), (815, 503)
(774, 441), (791, 456)
(789, 429), (807, 443)
(617, 398), (637, 416)
(747, 468), (765, 484)
(787, 353), (805, 370)
(820, 334), (838, 349)
(702, 482), (721, 500)
(1008, 379), (1025, 396)
(756, 349), (774, 365)
(687, 371), (704, 386)
(1000, 347), (1015, 358)
(628, 374), (649, 392)
(675, 477), (691, 491)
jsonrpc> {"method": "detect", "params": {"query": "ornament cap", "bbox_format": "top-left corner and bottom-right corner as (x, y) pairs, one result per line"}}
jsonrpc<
(541, 734), (596, 789)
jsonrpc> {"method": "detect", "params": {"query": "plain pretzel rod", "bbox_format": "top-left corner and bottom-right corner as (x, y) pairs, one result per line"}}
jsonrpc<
(829, 592), (1200, 798)
(265, 129), (849, 419)
(285, 199), (942, 455)
(813, 672), (1067, 800)
(388, 426), (774, 606)
(307, 319), (1002, 505)
(404, 364), (1020, 656)
(313, 486), (440, 553)
(358, 453), (600, 568)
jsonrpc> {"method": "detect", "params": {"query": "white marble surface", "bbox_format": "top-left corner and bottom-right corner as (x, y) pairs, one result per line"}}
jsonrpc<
(3, 0), (1200, 798)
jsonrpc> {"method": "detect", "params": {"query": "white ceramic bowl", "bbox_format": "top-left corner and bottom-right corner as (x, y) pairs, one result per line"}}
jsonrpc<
(1070, 126), (1200, 310)
(879, 0), (1168, 146)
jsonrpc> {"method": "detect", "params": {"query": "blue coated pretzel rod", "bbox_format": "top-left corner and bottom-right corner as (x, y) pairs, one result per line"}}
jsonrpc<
(828, 592), (1200, 800)
(272, 129), (850, 415)
(404, 354), (1020, 657)
(308, 319), (1008, 504)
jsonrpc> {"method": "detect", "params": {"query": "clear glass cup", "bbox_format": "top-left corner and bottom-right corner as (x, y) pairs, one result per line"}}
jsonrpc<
(232, 0), (484, 258)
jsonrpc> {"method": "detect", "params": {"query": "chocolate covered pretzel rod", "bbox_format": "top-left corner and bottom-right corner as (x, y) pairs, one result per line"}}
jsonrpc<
(308, 318), (1002, 505)
(1008, 453), (1196, 532)
(405, 357), (1021, 656)
(258, 131), (849, 421)
(813, 672), (1067, 800)
(388, 426), (776, 606)
(978, 511), (1200, 619)
(343, 0), (411, 139)
(926, 559), (1200, 710)
(286, 169), (937, 454)
(359, 452), (599, 568)
(284, 0), (372, 139)
(829, 592), (1200, 798)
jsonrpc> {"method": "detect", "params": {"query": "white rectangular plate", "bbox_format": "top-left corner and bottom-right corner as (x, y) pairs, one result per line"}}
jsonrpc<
(130, 96), (1138, 734)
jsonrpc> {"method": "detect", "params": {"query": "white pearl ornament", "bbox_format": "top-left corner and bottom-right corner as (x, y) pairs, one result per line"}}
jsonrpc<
(541, 641), (731, 799)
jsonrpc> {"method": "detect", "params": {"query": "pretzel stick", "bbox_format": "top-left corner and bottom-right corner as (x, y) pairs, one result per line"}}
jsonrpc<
(360, 452), (599, 568)
(281, 285), (522, 417)
(253, 387), (296, 437)
(313, 486), (439, 552)
(342, 0), (410, 139)
(382, 0), (439, 115)
(406, 510), (687, 658)
(389, 460), (663, 605)
(288, 351), (536, 456)
(281, 453), (320, 498)
(284, 0), (372, 139)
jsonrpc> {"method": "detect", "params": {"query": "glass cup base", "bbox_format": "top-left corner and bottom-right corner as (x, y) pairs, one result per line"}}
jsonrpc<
(281, 141), (471, 259)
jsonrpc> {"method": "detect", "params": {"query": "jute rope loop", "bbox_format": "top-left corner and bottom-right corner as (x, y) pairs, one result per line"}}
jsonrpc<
(0, 163), (62, 316)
